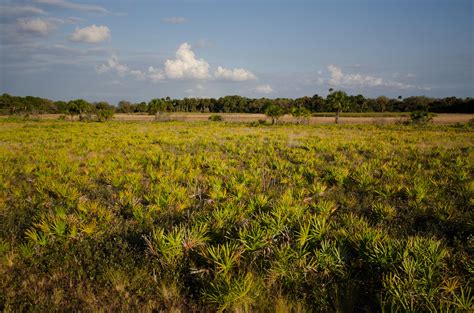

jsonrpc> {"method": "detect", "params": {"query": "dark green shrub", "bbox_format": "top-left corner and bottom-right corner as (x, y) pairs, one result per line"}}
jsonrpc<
(95, 102), (115, 122)
(209, 114), (223, 121)
(409, 111), (433, 124)
(265, 105), (284, 125)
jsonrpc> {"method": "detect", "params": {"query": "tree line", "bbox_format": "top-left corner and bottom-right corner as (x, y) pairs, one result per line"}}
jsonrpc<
(0, 92), (472, 117)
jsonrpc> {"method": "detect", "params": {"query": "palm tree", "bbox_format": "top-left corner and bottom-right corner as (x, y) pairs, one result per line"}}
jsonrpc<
(265, 105), (284, 125)
(326, 89), (348, 124)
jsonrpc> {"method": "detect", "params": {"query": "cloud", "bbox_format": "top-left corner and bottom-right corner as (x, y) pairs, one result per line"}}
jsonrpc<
(215, 66), (257, 82)
(16, 18), (56, 35)
(96, 56), (162, 82)
(0, 5), (46, 16)
(129, 70), (146, 81)
(164, 42), (210, 79)
(96, 55), (130, 77)
(34, 0), (108, 14)
(96, 42), (257, 84)
(161, 17), (189, 24)
(70, 25), (110, 43)
(0, 41), (111, 75)
(326, 64), (421, 90)
(96, 55), (129, 76)
(254, 84), (274, 94)
(147, 66), (165, 82)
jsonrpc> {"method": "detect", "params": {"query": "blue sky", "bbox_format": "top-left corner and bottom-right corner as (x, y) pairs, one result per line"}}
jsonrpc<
(0, 0), (472, 103)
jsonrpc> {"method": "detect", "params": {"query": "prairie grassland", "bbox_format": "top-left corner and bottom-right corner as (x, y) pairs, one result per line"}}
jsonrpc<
(1, 112), (473, 124)
(0, 121), (473, 311)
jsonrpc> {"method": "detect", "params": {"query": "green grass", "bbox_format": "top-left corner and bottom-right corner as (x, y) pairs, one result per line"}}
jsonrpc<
(1, 121), (472, 311)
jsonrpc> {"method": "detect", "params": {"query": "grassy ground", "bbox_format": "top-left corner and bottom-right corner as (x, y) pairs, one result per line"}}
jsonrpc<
(1, 121), (473, 311)
(1, 112), (473, 124)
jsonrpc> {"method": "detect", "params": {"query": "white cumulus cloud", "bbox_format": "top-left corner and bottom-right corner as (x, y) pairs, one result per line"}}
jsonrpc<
(164, 42), (210, 79)
(96, 56), (163, 82)
(96, 42), (257, 85)
(328, 64), (384, 87)
(16, 17), (56, 35)
(96, 55), (129, 76)
(147, 66), (165, 82)
(327, 64), (421, 90)
(129, 69), (146, 81)
(214, 66), (257, 81)
(70, 25), (110, 43)
(255, 84), (274, 94)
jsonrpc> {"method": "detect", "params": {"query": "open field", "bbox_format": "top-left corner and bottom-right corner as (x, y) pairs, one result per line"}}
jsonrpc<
(1, 121), (473, 311)
(1, 112), (473, 124)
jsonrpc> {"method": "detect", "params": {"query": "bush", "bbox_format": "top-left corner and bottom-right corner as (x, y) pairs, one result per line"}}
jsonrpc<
(409, 111), (433, 124)
(290, 107), (311, 124)
(209, 114), (223, 121)
(249, 119), (268, 127)
(265, 105), (284, 125)
(96, 110), (114, 122)
(95, 102), (115, 122)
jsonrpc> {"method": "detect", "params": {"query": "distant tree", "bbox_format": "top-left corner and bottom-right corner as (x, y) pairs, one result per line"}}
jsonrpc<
(402, 96), (433, 112)
(117, 100), (133, 113)
(1, 93), (472, 116)
(148, 98), (167, 115)
(218, 95), (249, 113)
(265, 104), (284, 125)
(0, 94), (12, 114)
(326, 89), (349, 124)
(55, 101), (68, 114)
(375, 96), (390, 112)
(67, 99), (91, 120)
(350, 94), (366, 112)
(136, 102), (148, 113)
(66, 101), (79, 120)
(290, 106), (311, 124)
(1, 94), (23, 115)
(95, 102), (115, 121)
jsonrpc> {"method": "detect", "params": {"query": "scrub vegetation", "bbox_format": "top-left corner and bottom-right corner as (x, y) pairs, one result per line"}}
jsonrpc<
(1, 120), (472, 312)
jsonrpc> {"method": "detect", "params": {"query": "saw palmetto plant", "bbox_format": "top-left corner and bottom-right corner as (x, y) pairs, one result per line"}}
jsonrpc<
(0, 120), (472, 311)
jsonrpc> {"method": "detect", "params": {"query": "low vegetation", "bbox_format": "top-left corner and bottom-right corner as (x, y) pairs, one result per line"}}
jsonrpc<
(0, 120), (472, 311)
(209, 114), (223, 121)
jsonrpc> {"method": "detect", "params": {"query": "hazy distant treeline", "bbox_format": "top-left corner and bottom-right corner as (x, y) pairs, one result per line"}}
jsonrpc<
(0, 93), (472, 115)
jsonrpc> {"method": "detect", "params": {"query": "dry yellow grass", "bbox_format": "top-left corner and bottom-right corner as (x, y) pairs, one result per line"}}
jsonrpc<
(103, 113), (474, 124)
(0, 113), (472, 124)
